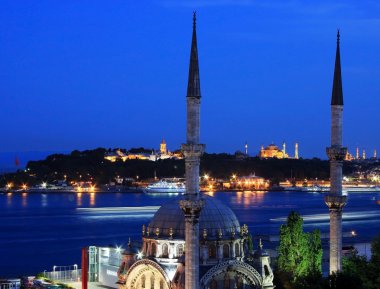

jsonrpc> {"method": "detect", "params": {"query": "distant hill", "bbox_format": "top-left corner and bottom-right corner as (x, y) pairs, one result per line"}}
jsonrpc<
(0, 151), (65, 173)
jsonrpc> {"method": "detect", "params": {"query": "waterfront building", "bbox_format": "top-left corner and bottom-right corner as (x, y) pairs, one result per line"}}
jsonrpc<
(325, 30), (347, 274)
(116, 14), (274, 289)
(231, 174), (269, 190)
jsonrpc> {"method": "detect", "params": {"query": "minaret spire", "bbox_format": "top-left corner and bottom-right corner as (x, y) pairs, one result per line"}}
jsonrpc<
(331, 29), (343, 105)
(180, 13), (205, 289)
(325, 30), (347, 274)
(187, 11), (201, 99)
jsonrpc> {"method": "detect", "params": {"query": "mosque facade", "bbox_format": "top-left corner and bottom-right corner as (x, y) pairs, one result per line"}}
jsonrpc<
(116, 14), (275, 289)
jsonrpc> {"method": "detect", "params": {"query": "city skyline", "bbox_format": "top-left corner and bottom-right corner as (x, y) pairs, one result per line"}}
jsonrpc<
(1, 1), (380, 158)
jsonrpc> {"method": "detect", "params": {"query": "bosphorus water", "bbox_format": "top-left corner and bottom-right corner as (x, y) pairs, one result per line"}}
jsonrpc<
(1, 191), (380, 277)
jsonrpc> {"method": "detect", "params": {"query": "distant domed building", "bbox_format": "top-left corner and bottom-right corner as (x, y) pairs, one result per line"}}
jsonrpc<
(258, 144), (288, 159)
(117, 196), (274, 289)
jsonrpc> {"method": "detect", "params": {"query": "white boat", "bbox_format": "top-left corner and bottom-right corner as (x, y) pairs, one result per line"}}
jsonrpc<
(143, 178), (185, 194)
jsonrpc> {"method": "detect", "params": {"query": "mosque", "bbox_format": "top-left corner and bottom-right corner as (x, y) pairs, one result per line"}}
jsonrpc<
(115, 14), (275, 289)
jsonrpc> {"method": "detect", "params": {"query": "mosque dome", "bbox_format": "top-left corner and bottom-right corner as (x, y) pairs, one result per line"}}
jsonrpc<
(146, 195), (241, 240)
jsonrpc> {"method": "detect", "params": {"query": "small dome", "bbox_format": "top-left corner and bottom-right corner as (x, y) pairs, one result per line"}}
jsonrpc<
(146, 195), (240, 240)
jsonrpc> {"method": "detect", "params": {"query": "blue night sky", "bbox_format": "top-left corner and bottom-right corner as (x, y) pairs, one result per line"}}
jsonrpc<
(1, 0), (380, 162)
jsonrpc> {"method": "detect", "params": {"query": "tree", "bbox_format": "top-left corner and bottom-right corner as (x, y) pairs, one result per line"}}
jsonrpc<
(277, 211), (323, 287)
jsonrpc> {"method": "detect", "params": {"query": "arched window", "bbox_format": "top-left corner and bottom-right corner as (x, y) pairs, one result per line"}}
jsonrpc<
(141, 275), (146, 289)
(159, 280), (164, 289)
(235, 243), (240, 257)
(210, 279), (217, 289)
(145, 242), (148, 254)
(224, 277), (230, 289)
(151, 243), (157, 257)
(150, 276), (154, 289)
(236, 276), (243, 289)
(264, 265), (270, 276)
(162, 243), (169, 258)
(223, 244), (229, 258)
(177, 244), (184, 257)
(209, 244), (217, 259)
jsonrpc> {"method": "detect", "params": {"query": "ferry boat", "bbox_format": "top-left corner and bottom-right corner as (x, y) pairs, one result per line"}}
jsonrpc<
(143, 178), (185, 194)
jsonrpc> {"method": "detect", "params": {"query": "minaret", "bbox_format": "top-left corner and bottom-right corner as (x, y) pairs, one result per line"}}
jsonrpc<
(363, 149), (366, 160)
(282, 141), (286, 156)
(179, 12), (205, 289)
(245, 142), (248, 156)
(356, 147), (359, 159)
(325, 30), (347, 274)
(295, 142), (299, 159)
(374, 148), (377, 159)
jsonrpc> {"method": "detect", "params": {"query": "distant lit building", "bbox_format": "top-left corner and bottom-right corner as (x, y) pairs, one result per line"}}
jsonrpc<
(258, 144), (289, 159)
(232, 174), (269, 190)
(104, 140), (183, 163)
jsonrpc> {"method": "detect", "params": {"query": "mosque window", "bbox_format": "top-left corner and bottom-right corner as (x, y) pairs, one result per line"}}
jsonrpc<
(264, 265), (270, 276)
(235, 243), (240, 257)
(210, 279), (217, 289)
(150, 276), (154, 289)
(152, 243), (157, 256)
(162, 243), (169, 258)
(224, 277), (230, 289)
(142, 275), (146, 289)
(177, 244), (184, 257)
(236, 277), (243, 289)
(223, 244), (229, 258)
(209, 244), (217, 259)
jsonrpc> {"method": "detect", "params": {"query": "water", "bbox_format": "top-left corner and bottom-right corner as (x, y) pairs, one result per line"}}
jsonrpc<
(1, 191), (380, 278)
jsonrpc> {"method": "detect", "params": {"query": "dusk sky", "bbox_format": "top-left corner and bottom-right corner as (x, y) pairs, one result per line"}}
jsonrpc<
(1, 0), (380, 162)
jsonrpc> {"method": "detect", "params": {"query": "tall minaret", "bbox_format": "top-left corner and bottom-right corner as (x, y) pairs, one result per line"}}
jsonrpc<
(282, 141), (286, 156)
(374, 148), (377, 159)
(325, 30), (347, 274)
(356, 146), (360, 159)
(179, 12), (205, 289)
(363, 149), (366, 160)
(295, 142), (299, 159)
(245, 141), (248, 156)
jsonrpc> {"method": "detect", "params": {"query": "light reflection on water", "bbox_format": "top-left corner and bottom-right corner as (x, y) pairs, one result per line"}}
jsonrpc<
(0, 191), (379, 277)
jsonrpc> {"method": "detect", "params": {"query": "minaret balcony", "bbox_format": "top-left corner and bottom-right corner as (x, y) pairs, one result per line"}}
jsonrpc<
(324, 195), (347, 211)
(181, 144), (205, 157)
(326, 146), (347, 161)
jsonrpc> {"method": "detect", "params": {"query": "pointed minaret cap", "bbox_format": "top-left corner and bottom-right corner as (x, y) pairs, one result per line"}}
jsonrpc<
(331, 29), (344, 105)
(187, 12), (201, 98)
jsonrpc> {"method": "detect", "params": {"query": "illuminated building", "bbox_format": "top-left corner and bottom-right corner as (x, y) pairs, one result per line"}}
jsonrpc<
(232, 175), (269, 190)
(116, 13), (274, 289)
(104, 141), (183, 163)
(160, 139), (167, 154)
(345, 151), (354, 161)
(325, 30), (347, 274)
(258, 143), (289, 159)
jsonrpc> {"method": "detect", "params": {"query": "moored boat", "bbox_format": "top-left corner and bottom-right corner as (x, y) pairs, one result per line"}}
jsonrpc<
(143, 178), (185, 194)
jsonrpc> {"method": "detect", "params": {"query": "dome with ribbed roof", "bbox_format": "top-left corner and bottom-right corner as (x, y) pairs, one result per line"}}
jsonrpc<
(146, 195), (240, 240)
